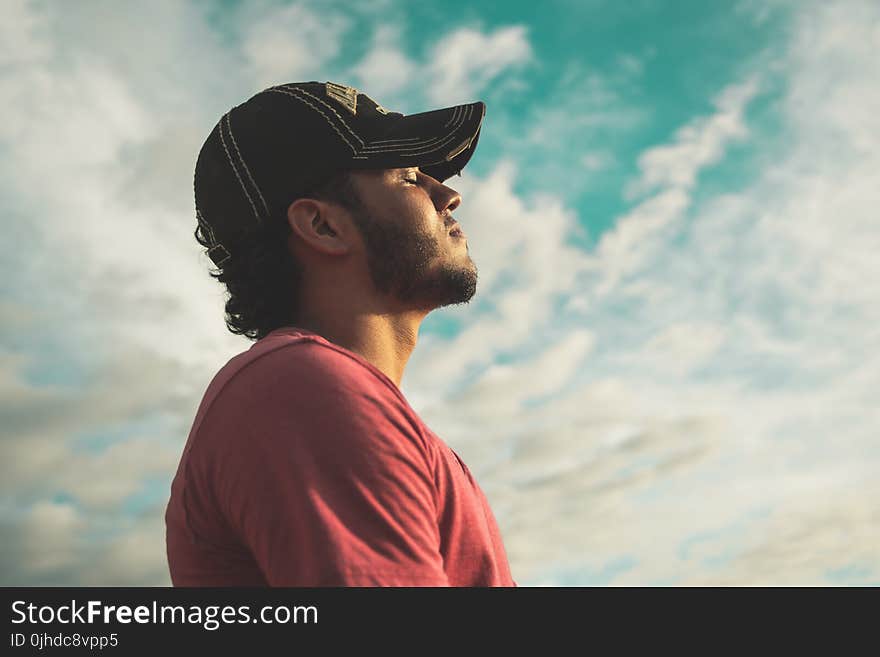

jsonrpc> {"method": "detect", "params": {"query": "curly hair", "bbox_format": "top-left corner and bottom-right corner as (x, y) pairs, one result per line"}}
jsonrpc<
(194, 170), (364, 341)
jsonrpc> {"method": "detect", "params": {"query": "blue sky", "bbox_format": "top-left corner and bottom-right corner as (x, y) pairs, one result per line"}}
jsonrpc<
(1, 0), (878, 585)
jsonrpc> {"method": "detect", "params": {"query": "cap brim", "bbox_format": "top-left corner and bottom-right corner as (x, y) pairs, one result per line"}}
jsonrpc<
(350, 101), (486, 183)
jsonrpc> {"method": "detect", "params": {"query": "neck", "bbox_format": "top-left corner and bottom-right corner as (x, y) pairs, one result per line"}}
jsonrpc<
(293, 309), (427, 388)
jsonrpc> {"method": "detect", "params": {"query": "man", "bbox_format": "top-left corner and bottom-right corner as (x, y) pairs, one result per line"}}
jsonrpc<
(165, 81), (516, 586)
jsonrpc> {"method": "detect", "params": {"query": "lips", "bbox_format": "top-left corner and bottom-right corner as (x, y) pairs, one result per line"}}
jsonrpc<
(448, 221), (464, 238)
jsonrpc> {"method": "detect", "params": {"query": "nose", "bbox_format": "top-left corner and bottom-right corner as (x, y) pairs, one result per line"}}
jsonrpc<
(420, 170), (462, 216)
(437, 183), (461, 216)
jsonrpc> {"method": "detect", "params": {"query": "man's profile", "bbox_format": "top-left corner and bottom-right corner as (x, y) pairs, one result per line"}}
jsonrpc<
(164, 81), (516, 586)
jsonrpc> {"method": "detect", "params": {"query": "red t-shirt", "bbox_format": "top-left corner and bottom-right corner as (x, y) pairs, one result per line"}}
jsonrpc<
(165, 326), (516, 586)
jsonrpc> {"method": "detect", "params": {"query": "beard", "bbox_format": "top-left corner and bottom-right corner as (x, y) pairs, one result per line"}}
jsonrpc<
(349, 205), (478, 310)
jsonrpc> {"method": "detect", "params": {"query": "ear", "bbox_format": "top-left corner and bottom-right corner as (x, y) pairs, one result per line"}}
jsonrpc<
(286, 197), (354, 256)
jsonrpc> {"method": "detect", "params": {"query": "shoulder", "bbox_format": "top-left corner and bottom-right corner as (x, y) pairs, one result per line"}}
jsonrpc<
(202, 330), (434, 457)
(225, 332), (399, 404)
(187, 330), (443, 521)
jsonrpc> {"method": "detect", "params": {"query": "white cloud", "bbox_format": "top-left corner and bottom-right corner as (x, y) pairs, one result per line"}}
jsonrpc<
(615, 53), (644, 78)
(523, 65), (645, 148)
(0, 0), (50, 68)
(425, 25), (532, 105)
(624, 75), (760, 200)
(448, 329), (596, 411)
(350, 24), (416, 99)
(591, 188), (691, 298)
(681, 480), (880, 585)
(405, 159), (589, 400)
(406, 0), (880, 585)
(240, 2), (351, 89)
(481, 61), (646, 202)
(347, 22), (533, 112)
(619, 322), (728, 378)
(2, 0), (878, 587)
(0, 0), (249, 585)
(81, 508), (172, 586)
(580, 150), (615, 172)
(19, 502), (84, 575)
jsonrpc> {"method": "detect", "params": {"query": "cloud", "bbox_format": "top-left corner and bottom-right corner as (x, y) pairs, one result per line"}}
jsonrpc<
(615, 53), (645, 78)
(527, 70), (633, 146)
(1, 501), (172, 586)
(80, 506), (172, 586)
(405, 159), (589, 402)
(624, 75), (760, 200)
(0, 338), (194, 582)
(0, 501), (85, 586)
(2, 0), (878, 587)
(0, 0), (50, 68)
(347, 21), (533, 113)
(425, 25), (533, 105)
(618, 322), (728, 378)
(0, 0), (246, 585)
(682, 480), (880, 585)
(479, 60), (648, 202)
(350, 24), (416, 99)
(447, 329), (596, 412)
(240, 1), (351, 89)
(405, 0), (880, 585)
(579, 150), (616, 172)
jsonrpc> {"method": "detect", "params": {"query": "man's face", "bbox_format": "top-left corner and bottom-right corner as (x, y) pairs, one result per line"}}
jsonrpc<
(346, 167), (478, 310)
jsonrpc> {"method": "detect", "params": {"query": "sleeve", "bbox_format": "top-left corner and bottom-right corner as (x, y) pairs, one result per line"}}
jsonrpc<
(211, 344), (450, 586)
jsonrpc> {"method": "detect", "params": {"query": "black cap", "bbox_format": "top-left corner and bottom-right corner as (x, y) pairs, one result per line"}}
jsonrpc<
(194, 81), (487, 267)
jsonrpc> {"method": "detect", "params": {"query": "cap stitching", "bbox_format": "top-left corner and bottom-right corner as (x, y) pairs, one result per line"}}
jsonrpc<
(369, 135), (424, 145)
(282, 86), (366, 148)
(273, 84), (471, 156)
(264, 86), (476, 160)
(265, 87), (360, 155)
(197, 203), (232, 266)
(366, 106), (463, 146)
(224, 110), (270, 217)
(361, 105), (474, 155)
(195, 208), (216, 243)
(370, 105), (464, 146)
(218, 111), (261, 220)
(361, 106), (468, 153)
(443, 104), (464, 129)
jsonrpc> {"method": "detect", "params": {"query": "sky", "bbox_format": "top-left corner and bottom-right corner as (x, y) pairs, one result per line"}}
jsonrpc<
(1, 0), (878, 586)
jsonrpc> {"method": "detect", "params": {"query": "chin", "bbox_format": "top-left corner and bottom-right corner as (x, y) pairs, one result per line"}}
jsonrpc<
(440, 263), (478, 306)
(402, 260), (477, 309)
